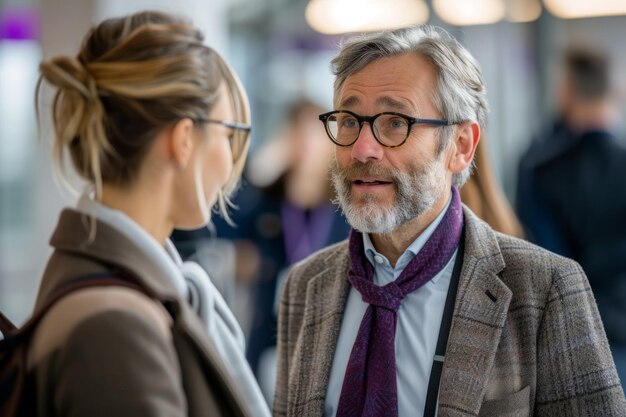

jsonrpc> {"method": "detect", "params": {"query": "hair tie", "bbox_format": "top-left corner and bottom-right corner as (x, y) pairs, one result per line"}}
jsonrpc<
(77, 60), (101, 102)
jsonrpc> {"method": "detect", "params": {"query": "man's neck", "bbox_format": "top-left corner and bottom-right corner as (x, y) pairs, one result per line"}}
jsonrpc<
(370, 191), (450, 267)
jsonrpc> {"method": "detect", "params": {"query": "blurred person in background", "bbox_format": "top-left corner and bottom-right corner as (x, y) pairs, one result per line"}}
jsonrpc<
(215, 98), (350, 403)
(274, 25), (625, 417)
(460, 136), (524, 238)
(30, 11), (269, 417)
(516, 46), (626, 387)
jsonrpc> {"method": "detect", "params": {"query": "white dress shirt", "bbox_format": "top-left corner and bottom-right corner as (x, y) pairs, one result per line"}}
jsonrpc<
(324, 198), (457, 417)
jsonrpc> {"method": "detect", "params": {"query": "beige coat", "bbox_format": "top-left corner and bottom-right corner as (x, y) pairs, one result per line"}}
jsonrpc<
(274, 207), (626, 417)
(27, 209), (254, 417)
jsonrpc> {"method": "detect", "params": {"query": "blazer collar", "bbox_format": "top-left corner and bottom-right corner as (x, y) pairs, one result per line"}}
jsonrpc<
(293, 206), (512, 416)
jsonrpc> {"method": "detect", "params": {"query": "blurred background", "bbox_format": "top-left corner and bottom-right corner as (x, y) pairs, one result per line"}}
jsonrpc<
(1, 0), (626, 400)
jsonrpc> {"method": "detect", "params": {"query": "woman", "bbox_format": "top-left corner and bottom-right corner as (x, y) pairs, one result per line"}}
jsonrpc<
(28, 11), (268, 417)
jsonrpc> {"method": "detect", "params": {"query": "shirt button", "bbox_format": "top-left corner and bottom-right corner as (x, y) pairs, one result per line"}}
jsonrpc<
(374, 255), (384, 264)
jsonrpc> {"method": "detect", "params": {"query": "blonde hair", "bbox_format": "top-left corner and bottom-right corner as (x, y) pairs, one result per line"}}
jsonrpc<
(36, 11), (250, 220)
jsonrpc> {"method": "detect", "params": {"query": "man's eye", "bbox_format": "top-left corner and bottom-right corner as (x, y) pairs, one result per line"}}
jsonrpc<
(342, 118), (358, 128)
(389, 118), (408, 128)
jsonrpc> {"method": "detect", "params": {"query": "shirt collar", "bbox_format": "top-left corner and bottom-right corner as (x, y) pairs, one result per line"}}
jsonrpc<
(363, 193), (453, 276)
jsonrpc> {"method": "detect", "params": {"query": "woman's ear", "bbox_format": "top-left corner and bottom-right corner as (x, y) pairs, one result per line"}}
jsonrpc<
(447, 121), (480, 174)
(169, 118), (195, 169)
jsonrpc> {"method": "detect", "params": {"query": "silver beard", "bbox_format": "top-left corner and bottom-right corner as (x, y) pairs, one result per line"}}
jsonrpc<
(330, 158), (446, 234)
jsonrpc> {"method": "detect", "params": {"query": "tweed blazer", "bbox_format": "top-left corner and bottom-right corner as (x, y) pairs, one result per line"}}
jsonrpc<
(27, 209), (254, 417)
(274, 206), (626, 417)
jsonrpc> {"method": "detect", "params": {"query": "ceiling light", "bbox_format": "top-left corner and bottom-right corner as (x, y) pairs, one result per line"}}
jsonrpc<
(306, 0), (429, 35)
(544, 0), (626, 19)
(433, 0), (505, 26)
(506, 0), (542, 22)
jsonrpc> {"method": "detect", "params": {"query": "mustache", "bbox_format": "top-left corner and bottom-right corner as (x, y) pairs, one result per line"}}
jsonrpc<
(331, 160), (397, 182)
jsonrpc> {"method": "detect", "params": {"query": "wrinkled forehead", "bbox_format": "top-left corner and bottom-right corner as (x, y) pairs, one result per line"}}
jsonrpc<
(335, 53), (439, 116)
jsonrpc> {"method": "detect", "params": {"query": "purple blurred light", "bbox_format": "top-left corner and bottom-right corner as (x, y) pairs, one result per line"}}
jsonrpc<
(0, 7), (40, 41)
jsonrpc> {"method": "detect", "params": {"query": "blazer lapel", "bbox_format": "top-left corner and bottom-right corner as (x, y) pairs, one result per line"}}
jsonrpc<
(292, 246), (351, 416)
(437, 208), (512, 416)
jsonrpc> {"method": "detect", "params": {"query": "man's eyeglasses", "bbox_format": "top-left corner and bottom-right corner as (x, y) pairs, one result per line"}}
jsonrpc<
(318, 110), (458, 148)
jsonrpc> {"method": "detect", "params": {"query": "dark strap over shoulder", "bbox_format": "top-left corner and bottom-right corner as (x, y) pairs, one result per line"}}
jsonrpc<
(1, 272), (156, 342)
(423, 231), (465, 417)
(0, 312), (17, 336)
(0, 272), (164, 417)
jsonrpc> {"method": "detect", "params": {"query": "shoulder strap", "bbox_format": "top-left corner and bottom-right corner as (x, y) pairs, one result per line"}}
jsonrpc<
(0, 311), (17, 335)
(423, 230), (465, 417)
(1, 272), (155, 341)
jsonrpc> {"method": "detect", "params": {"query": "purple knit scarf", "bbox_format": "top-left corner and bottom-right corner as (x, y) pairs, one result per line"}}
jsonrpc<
(336, 187), (464, 417)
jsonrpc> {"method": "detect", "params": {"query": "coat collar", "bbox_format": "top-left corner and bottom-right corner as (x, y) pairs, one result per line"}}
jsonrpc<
(41, 208), (182, 303)
(173, 301), (255, 417)
(42, 208), (255, 417)
(292, 205), (511, 415)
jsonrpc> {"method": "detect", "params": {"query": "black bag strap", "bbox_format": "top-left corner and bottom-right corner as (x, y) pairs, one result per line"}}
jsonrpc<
(0, 311), (17, 335)
(423, 231), (465, 417)
(1, 272), (155, 342)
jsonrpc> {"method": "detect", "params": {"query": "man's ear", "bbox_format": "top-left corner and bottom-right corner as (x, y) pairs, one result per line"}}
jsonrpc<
(169, 118), (195, 169)
(447, 121), (480, 174)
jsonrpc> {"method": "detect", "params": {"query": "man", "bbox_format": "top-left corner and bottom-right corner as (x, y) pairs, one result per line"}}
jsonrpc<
(516, 47), (626, 390)
(273, 26), (626, 417)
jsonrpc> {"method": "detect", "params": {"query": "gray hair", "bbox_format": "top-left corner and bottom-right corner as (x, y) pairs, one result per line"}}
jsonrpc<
(331, 25), (489, 187)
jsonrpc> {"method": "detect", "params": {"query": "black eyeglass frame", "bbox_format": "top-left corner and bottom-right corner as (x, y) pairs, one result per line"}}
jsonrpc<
(318, 110), (459, 148)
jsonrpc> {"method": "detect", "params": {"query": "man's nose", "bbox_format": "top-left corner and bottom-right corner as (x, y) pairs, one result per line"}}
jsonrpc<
(350, 123), (384, 163)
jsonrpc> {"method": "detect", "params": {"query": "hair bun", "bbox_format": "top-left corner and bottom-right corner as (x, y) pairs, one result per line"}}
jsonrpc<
(40, 56), (98, 101)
